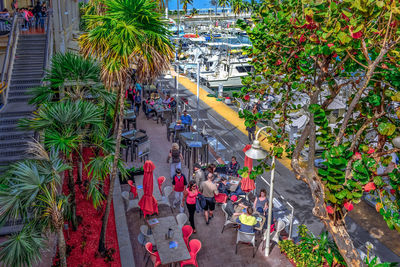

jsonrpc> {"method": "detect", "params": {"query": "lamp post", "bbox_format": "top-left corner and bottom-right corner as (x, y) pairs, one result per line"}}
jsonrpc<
(244, 125), (275, 257)
(196, 60), (200, 137)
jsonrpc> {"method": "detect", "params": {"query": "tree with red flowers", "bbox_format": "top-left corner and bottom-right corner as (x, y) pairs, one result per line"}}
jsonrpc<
(237, 0), (400, 265)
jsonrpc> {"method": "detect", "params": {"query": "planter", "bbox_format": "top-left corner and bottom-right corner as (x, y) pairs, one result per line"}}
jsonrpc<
(119, 170), (143, 184)
(282, 251), (297, 267)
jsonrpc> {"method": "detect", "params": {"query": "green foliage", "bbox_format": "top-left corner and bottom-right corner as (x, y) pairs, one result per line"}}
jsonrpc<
(279, 225), (346, 267)
(0, 224), (45, 267)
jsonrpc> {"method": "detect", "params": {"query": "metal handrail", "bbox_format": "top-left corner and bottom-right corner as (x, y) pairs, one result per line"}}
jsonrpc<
(0, 16), (19, 108)
(43, 12), (51, 70)
(0, 16), (16, 85)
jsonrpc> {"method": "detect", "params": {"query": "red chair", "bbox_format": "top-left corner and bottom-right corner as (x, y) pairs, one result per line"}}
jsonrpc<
(157, 176), (166, 195)
(180, 239), (202, 267)
(182, 225), (193, 247)
(128, 180), (138, 199)
(214, 193), (227, 204)
(145, 242), (161, 267)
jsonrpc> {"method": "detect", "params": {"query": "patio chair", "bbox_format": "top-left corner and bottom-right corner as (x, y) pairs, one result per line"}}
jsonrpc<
(182, 225), (193, 248)
(271, 219), (286, 243)
(127, 180), (138, 199)
(145, 242), (161, 267)
(235, 230), (256, 258)
(214, 193), (228, 204)
(121, 191), (140, 212)
(221, 203), (236, 234)
(176, 213), (188, 228)
(157, 186), (174, 214)
(138, 225), (155, 261)
(180, 239), (202, 267)
(157, 176), (166, 195)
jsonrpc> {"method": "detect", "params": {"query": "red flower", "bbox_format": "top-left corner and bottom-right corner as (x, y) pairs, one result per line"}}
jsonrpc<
(354, 152), (362, 160)
(344, 202), (354, 211)
(332, 53), (338, 58)
(351, 31), (363, 39)
(326, 205), (334, 214)
(244, 95), (250, 101)
(299, 34), (306, 43)
(288, 67), (293, 72)
(390, 189), (396, 195)
(294, 54), (299, 59)
(364, 182), (376, 192)
(275, 59), (282, 66)
(367, 148), (375, 154)
(327, 43), (334, 48)
(305, 15), (313, 23)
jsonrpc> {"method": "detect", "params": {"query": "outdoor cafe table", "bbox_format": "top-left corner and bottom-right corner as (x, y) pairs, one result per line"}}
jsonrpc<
(214, 175), (241, 192)
(149, 216), (191, 266)
(178, 132), (209, 177)
(121, 130), (147, 161)
(123, 110), (136, 131)
(154, 104), (172, 125)
(231, 205), (266, 232)
(167, 122), (185, 142)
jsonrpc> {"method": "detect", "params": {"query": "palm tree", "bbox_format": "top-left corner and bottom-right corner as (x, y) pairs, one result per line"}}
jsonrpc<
(218, 0), (230, 16)
(231, 0), (244, 17)
(182, 0), (193, 14)
(19, 100), (104, 231)
(190, 8), (198, 16)
(0, 142), (70, 267)
(29, 52), (117, 184)
(79, 0), (173, 253)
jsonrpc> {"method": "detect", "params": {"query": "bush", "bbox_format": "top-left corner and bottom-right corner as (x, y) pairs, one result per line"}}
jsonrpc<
(278, 225), (346, 267)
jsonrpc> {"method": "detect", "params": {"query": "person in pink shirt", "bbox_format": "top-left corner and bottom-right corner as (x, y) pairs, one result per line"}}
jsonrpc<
(182, 180), (199, 233)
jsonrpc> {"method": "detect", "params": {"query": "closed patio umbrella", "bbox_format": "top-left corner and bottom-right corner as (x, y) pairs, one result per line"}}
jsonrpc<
(138, 160), (158, 217)
(241, 145), (255, 193)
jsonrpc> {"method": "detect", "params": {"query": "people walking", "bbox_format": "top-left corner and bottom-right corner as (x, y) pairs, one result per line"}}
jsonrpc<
(33, 2), (42, 29)
(182, 181), (199, 233)
(246, 124), (256, 143)
(199, 173), (219, 225)
(168, 143), (183, 180)
(134, 90), (141, 115)
(193, 163), (205, 186)
(172, 169), (187, 213)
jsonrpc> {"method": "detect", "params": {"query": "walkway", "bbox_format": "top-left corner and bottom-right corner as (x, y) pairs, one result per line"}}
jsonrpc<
(161, 75), (400, 262)
(123, 110), (292, 266)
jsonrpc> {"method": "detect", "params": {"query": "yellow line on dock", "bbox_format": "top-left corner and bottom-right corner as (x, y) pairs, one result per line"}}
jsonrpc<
(178, 75), (293, 170)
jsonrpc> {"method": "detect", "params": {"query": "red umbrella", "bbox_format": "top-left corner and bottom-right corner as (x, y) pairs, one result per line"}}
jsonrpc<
(241, 145), (255, 193)
(138, 160), (158, 217)
(242, 144), (253, 171)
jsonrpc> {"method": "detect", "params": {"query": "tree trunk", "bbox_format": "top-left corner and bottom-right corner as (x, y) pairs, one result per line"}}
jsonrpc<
(98, 83), (125, 253)
(67, 155), (78, 231)
(57, 225), (67, 267)
(111, 89), (121, 136)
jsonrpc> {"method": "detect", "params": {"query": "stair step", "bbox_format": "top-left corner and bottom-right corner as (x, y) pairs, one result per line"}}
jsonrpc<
(8, 86), (36, 91)
(8, 96), (32, 103)
(14, 55), (45, 60)
(0, 111), (33, 118)
(10, 79), (42, 84)
(8, 91), (31, 97)
(12, 73), (43, 79)
(0, 140), (28, 149)
(0, 155), (32, 166)
(14, 59), (44, 64)
(0, 131), (34, 140)
(0, 148), (28, 157)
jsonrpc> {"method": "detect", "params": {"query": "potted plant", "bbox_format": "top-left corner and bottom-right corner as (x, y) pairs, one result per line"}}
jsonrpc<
(119, 166), (144, 184)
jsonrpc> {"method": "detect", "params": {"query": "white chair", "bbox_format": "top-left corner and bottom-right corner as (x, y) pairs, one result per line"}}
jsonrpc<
(176, 213), (188, 228)
(271, 219), (286, 243)
(157, 186), (174, 214)
(221, 203), (237, 234)
(121, 191), (140, 212)
(235, 230), (256, 258)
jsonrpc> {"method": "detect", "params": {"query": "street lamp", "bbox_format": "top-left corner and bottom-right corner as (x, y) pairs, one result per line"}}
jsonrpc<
(245, 125), (276, 257)
(392, 136), (400, 149)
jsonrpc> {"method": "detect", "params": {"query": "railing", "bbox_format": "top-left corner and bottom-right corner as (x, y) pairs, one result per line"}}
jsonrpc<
(43, 12), (52, 70)
(0, 16), (18, 108)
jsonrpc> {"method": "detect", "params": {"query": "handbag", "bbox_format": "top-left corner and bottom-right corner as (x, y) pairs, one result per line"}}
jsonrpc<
(197, 194), (206, 210)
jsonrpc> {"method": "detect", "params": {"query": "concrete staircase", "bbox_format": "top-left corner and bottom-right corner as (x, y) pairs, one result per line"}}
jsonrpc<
(0, 34), (46, 174)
